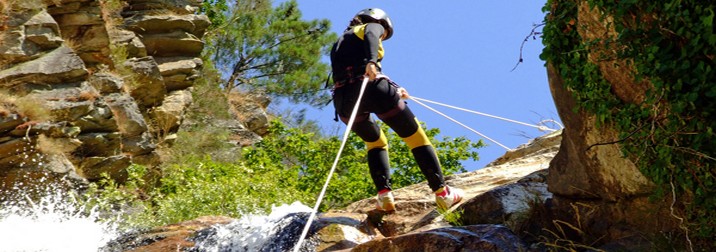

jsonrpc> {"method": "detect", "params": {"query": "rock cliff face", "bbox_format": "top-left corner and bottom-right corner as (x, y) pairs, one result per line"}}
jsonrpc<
(545, 0), (677, 246)
(0, 0), (209, 193)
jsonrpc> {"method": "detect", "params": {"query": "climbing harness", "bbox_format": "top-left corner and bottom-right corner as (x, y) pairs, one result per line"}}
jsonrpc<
(408, 96), (563, 152)
(292, 76), (370, 252)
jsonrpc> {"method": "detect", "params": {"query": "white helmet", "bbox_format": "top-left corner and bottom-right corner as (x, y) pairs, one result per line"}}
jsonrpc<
(355, 8), (394, 40)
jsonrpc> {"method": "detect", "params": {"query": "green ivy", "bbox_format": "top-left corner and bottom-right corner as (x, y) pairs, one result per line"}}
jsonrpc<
(541, 0), (716, 244)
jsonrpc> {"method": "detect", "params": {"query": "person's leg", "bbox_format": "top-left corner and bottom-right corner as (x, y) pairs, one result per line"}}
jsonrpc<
(377, 102), (463, 209)
(340, 115), (392, 192)
(334, 79), (394, 193)
(371, 85), (446, 192)
(338, 113), (395, 212)
(363, 78), (447, 192)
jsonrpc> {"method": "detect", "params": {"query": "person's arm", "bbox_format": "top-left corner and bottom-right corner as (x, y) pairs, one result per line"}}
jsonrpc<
(364, 23), (385, 80)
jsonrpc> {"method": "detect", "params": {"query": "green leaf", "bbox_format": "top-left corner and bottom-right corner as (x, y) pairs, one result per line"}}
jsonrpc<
(703, 9), (714, 29)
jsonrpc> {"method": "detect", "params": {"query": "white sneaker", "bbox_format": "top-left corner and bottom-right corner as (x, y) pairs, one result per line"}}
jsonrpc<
(435, 186), (464, 210)
(376, 190), (395, 213)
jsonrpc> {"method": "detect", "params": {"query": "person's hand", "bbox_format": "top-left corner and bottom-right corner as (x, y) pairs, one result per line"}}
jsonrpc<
(397, 87), (409, 99)
(365, 62), (379, 80)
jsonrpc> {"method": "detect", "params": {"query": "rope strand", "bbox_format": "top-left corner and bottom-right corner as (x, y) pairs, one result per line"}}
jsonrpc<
(411, 96), (559, 132)
(409, 97), (513, 151)
(292, 77), (370, 252)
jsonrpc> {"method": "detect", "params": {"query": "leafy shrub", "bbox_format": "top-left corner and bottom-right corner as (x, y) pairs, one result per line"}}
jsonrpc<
(242, 120), (483, 211)
(83, 119), (483, 227)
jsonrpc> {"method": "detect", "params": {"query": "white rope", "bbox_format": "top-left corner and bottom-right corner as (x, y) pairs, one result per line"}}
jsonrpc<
(409, 97), (513, 151)
(292, 77), (370, 252)
(411, 96), (560, 132)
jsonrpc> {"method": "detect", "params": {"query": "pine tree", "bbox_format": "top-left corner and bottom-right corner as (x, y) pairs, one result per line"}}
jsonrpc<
(204, 0), (336, 106)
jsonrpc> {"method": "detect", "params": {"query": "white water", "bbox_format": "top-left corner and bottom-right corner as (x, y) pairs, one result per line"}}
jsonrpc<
(192, 201), (314, 252)
(0, 187), (314, 252)
(0, 187), (119, 252)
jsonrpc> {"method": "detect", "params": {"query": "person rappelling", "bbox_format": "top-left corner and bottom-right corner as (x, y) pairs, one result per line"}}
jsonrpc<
(329, 8), (464, 213)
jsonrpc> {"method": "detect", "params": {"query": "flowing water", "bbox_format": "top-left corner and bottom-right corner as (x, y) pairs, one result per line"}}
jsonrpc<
(0, 185), (315, 252)
(0, 185), (119, 252)
(190, 202), (316, 252)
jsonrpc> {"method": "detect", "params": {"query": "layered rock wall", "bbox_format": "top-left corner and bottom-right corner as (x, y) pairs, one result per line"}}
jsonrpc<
(0, 0), (208, 193)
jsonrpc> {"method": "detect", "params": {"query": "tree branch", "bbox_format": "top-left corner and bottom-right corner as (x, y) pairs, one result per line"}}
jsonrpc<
(511, 22), (546, 72)
(243, 28), (319, 64)
(246, 60), (280, 71)
(585, 121), (649, 151)
(252, 71), (289, 79)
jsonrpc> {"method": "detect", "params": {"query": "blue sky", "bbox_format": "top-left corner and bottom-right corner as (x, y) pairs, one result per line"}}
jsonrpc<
(274, 0), (559, 171)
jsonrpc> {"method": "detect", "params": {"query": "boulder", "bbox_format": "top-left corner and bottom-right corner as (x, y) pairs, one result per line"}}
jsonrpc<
(104, 93), (148, 137)
(0, 132), (79, 172)
(54, 9), (104, 26)
(140, 31), (204, 57)
(123, 56), (167, 108)
(352, 225), (528, 252)
(75, 132), (122, 157)
(102, 216), (234, 252)
(108, 28), (148, 59)
(77, 155), (130, 181)
(540, 1), (680, 246)
(312, 213), (378, 251)
(488, 130), (562, 167)
(151, 89), (192, 137)
(231, 125), (263, 147)
(155, 56), (202, 91)
(8, 122), (81, 139)
(23, 10), (63, 50)
(131, 151), (161, 168)
(74, 102), (119, 132)
(0, 9), (62, 65)
(47, 1), (86, 15)
(0, 45), (88, 86)
(461, 169), (551, 228)
(88, 72), (124, 94)
(229, 93), (271, 136)
(125, 14), (210, 37)
(63, 24), (111, 61)
(122, 0), (202, 16)
(0, 168), (84, 201)
(25, 83), (97, 122)
(546, 56), (653, 202)
(39, 153), (77, 174)
(234, 103), (269, 136)
(121, 131), (156, 156)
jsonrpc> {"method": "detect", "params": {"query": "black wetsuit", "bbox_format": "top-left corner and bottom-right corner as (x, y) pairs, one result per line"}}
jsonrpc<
(330, 23), (446, 192)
